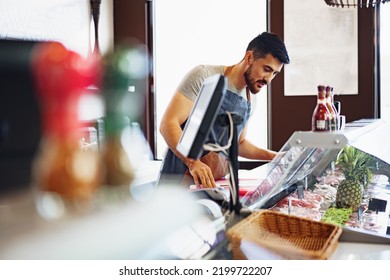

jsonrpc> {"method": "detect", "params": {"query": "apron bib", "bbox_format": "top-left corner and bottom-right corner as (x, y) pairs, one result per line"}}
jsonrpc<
(157, 89), (251, 187)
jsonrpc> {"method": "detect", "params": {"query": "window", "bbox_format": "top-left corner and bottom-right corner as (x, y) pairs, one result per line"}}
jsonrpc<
(0, 0), (113, 58)
(153, 0), (267, 159)
(380, 5), (390, 122)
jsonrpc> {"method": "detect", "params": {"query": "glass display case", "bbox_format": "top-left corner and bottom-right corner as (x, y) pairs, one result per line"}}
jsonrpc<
(241, 119), (390, 241)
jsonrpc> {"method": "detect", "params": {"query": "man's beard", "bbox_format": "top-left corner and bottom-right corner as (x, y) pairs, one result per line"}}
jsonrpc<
(244, 64), (266, 94)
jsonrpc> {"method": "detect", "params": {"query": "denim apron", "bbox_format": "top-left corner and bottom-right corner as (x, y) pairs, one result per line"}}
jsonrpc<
(157, 89), (252, 187)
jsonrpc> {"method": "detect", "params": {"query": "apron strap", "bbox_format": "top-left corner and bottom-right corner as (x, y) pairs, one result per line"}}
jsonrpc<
(246, 87), (251, 102)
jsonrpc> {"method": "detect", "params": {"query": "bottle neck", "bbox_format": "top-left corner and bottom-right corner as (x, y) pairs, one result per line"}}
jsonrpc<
(317, 93), (326, 104)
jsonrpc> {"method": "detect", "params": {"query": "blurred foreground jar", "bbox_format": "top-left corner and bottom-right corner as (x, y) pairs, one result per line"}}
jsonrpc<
(31, 42), (103, 218)
(99, 42), (150, 201)
(99, 47), (137, 195)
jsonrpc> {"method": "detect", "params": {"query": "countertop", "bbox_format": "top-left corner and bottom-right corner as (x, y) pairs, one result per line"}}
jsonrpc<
(1, 160), (390, 260)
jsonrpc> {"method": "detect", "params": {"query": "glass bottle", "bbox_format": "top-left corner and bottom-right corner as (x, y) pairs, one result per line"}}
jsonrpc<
(325, 85), (337, 131)
(31, 42), (103, 218)
(330, 87), (340, 130)
(312, 85), (332, 132)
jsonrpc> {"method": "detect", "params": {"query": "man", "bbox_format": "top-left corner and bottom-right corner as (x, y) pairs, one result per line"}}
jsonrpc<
(158, 32), (290, 188)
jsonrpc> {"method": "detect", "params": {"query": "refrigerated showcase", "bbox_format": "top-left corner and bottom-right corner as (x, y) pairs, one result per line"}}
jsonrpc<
(240, 118), (390, 241)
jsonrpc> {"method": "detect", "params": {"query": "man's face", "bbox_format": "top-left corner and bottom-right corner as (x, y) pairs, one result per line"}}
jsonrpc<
(244, 53), (284, 94)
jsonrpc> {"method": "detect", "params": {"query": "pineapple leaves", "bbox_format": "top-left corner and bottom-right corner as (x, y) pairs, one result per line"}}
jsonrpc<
(336, 145), (374, 177)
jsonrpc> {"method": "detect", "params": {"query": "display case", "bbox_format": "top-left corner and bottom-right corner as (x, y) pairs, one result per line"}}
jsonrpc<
(240, 119), (390, 242)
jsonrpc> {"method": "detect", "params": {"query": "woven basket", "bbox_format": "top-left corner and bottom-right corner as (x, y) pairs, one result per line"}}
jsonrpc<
(226, 210), (342, 260)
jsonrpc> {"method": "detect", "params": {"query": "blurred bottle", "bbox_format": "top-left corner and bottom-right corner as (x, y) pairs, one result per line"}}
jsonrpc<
(330, 87), (340, 130)
(99, 44), (149, 195)
(325, 86), (338, 131)
(312, 85), (332, 132)
(31, 42), (103, 218)
(330, 87), (342, 130)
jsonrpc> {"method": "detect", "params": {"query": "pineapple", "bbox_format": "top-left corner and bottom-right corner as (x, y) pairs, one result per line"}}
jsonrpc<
(335, 146), (372, 211)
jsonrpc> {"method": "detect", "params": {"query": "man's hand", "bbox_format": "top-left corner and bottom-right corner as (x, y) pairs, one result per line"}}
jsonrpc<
(186, 159), (217, 188)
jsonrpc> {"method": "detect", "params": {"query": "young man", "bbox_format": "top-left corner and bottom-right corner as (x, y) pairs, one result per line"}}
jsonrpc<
(158, 32), (290, 188)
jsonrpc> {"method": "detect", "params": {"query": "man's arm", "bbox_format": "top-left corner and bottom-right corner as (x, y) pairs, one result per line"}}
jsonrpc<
(237, 126), (278, 160)
(160, 91), (217, 188)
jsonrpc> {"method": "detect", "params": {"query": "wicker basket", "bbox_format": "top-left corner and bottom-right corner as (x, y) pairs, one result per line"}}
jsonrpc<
(226, 210), (342, 260)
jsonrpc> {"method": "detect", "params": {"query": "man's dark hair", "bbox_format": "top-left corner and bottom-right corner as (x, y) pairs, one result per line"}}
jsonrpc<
(246, 32), (290, 64)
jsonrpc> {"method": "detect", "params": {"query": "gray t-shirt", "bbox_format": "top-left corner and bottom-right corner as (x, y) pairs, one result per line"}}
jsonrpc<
(177, 65), (247, 101)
